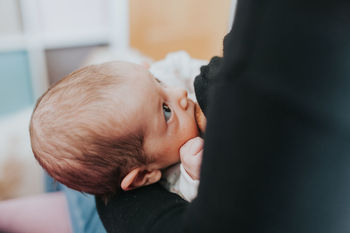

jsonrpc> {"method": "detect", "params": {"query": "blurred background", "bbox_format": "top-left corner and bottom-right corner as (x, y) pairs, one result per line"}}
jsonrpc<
(0, 0), (234, 200)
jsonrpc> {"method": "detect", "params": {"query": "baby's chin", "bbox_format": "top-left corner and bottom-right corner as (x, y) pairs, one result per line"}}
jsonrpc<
(194, 103), (206, 134)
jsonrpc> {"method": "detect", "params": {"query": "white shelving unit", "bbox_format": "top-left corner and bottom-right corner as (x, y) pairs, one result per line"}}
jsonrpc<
(0, 0), (129, 116)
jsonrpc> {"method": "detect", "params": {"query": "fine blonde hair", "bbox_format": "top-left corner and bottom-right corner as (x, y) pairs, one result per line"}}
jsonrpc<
(30, 62), (150, 197)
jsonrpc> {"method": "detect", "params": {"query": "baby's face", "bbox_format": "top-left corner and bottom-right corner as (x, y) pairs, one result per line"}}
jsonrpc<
(116, 63), (199, 169)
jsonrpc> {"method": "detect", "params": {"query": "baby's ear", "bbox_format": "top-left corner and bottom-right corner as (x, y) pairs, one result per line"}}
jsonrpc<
(121, 168), (161, 191)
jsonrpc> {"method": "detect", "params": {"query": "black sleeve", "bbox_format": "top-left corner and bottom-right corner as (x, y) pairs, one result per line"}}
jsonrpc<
(194, 56), (223, 115)
(96, 183), (188, 233)
(97, 1), (350, 232)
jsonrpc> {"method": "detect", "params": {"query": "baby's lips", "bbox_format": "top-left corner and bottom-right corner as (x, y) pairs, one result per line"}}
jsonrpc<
(180, 137), (204, 157)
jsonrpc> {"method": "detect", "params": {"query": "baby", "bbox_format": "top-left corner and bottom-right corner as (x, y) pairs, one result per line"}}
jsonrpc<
(30, 61), (205, 201)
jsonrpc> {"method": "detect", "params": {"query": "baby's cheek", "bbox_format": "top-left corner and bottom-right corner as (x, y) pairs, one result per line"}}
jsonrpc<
(187, 115), (200, 136)
(175, 115), (200, 160)
(189, 120), (200, 138)
(170, 149), (181, 165)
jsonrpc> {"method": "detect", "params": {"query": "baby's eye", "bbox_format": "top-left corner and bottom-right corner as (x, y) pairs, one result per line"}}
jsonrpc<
(162, 103), (172, 122)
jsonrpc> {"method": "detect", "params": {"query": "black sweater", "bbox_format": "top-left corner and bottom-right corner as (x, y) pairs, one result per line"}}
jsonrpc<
(97, 1), (350, 232)
(194, 56), (222, 115)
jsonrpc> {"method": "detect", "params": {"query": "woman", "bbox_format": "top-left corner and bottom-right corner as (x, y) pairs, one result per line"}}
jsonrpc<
(97, 0), (350, 232)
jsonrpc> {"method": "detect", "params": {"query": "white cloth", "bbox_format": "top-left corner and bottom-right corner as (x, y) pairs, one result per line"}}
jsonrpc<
(149, 51), (207, 101)
(161, 163), (199, 202)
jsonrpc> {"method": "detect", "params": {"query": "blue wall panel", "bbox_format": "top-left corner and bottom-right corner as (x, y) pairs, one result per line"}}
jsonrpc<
(0, 50), (34, 116)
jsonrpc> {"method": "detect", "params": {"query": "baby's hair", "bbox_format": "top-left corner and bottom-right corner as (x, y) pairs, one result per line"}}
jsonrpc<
(30, 62), (151, 198)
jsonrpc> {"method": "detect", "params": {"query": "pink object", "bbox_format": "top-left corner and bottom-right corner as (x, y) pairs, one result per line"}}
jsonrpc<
(180, 136), (204, 157)
(0, 192), (72, 233)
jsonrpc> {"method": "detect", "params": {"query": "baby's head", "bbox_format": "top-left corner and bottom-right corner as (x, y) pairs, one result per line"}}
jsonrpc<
(30, 61), (199, 197)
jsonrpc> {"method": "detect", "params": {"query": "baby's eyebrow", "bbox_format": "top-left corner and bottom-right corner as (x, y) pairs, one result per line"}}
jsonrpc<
(154, 77), (167, 87)
(153, 77), (167, 87)
(154, 77), (162, 83)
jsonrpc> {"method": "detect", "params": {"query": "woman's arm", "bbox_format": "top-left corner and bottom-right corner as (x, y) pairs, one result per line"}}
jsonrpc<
(194, 56), (222, 114)
(97, 1), (350, 232)
(96, 183), (188, 233)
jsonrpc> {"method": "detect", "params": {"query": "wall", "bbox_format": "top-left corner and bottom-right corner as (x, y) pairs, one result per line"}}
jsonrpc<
(130, 0), (232, 60)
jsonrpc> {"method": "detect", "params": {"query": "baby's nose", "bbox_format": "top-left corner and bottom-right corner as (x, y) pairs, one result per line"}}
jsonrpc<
(176, 88), (188, 109)
(180, 96), (188, 109)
